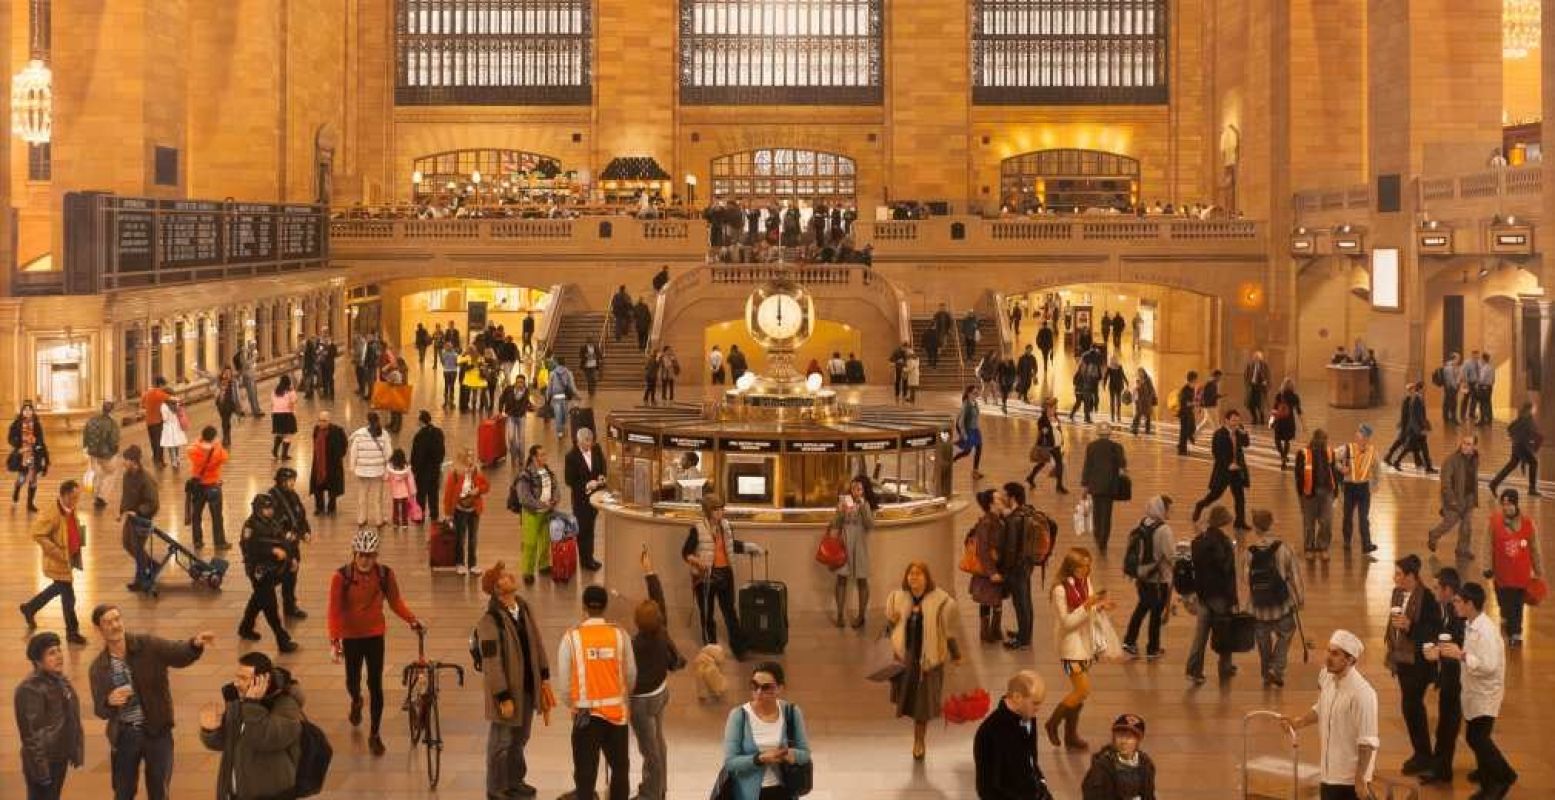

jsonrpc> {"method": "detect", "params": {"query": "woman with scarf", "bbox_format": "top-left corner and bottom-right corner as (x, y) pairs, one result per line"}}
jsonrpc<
(442, 448), (490, 576)
(885, 561), (960, 760)
(8, 400), (48, 512)
(514, 444), (559, 583)
(1045, 547), (1114, 752)
(681, 493), (759, 660)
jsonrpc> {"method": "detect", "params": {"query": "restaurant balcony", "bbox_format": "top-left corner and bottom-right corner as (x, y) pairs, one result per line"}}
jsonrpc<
(1292, 165), (1545, 242)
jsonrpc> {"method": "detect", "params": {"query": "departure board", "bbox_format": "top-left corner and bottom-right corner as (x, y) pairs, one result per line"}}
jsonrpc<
(157, 200), (222, 266)
(279, 205), (323, 259)
(226, 203), (277, 262)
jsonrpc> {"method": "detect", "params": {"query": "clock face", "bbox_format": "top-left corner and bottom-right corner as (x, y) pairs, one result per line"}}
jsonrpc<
(755, 293), (805, 340)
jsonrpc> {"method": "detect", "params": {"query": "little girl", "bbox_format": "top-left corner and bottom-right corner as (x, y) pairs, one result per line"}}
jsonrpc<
(160, 397), (189, 469)
(385, 449), (417, 530)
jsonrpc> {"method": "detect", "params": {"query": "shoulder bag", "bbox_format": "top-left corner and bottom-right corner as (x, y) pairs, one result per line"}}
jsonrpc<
(780, 702), (814, 797)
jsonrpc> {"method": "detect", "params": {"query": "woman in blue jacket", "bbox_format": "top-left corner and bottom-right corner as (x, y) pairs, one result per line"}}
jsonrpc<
(721, 661), (812, 800)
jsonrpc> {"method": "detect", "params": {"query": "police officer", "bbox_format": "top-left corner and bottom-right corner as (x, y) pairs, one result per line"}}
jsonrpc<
(236, 494), (298, 653)
(268, 467), (312, 620)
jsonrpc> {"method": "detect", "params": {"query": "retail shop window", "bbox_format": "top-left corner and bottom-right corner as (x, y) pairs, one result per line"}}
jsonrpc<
(972, 0), (1169, 105)
(27, 143), (50, 181)
(710, 148), (857, 207)
(999, 148), (1140, 213)
(395, 0), (591, 105)
(123, 328), (142, 400)
(35, 334), (88, 412)
(679, 0), (883, 105)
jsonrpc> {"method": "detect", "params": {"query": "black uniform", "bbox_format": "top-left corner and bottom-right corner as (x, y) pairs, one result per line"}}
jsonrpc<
(269, 484), (312, 618)
(237, 503), (296, 649)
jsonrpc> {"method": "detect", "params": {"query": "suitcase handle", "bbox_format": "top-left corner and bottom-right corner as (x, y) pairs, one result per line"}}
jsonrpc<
(743, 549), (770, 583)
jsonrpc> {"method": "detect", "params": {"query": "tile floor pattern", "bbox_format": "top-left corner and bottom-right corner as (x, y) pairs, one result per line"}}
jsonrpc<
(0, 361), (1548, 799)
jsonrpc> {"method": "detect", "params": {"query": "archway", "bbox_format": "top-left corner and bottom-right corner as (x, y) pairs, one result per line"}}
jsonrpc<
(999, 149), (1140, 213)
(411, 148), (568, 204)
(709, 147), (858, 207)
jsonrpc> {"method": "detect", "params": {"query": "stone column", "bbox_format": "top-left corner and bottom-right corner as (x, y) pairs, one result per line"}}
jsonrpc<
(1539, 8), (1555, 441)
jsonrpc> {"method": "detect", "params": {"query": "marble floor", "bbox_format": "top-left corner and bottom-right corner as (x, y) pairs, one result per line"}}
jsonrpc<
(0, 357), (1548, 799)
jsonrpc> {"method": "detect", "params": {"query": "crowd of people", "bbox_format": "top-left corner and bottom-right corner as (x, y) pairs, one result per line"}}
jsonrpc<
(8, 304), (1547, 800)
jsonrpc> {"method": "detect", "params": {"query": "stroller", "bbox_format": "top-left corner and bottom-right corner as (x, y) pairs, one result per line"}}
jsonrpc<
(130, 516), (230, 596)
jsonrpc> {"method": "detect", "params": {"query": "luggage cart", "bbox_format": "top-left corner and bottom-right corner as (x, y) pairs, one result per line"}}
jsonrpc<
(1242, 710), (1312, 799)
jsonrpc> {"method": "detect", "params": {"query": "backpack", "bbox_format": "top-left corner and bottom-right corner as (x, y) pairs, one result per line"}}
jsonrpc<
(294, 713), (334, 797)
(1015, 508), (1054, 566)
(1248, 541), (1290, 608)
(1431, 366), (1445, 387)
(468, 608), (504, 674)
(1171, 552), (1197, 596)
(1122, 519), (1162, 580)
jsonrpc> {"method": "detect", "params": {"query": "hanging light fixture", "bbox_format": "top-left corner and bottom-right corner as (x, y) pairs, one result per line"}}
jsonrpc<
(10, 0), (52, 144)
(1503, 0), (1540, 59)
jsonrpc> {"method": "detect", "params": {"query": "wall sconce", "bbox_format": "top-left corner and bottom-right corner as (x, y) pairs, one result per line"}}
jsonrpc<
(412, 170), (423, 186)
(471, 170), (482, 185)
(292, 306), (305, 318)
(159, 332), (175, 345)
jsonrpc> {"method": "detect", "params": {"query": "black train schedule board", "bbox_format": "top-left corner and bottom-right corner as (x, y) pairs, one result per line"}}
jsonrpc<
(158, 200), (222, 266)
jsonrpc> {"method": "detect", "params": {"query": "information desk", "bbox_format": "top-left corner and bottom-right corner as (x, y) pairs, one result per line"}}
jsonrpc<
(1327, 364), (1374, 408)
(598, 495), (966, 613)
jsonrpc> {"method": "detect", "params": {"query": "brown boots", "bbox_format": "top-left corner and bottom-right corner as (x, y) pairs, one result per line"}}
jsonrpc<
(1042, 704), (1089, 751)
(979, 607), (1005, 643)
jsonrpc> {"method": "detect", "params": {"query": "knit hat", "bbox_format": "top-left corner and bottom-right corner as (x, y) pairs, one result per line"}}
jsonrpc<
(1111, 713), (1146, 738)
(27, 632), (61, 663)
(1329, 629), (1364, 659)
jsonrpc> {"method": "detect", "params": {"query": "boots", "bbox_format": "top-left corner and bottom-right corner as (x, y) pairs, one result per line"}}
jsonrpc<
(280, 442), (292, 461)
(989, 607), (1004, 642)
(11, 482), (19, 505)
(979, 608), (998, 643)
(1043, 705), (1068, 746)
(1063, 704), (1090, 751)
(833, 581), (848, 628)
(272, 437), (282, 459)
(853, 581), (869, 629)
(26, 485), (37, 513)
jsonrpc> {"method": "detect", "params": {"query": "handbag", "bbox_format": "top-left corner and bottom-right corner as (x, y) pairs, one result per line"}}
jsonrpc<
(1526, 576), (1549, 607)
(1121, 388), (1134, 405)
(864, 626), (905, 682)
(815, 528), (848, 571)
(1027, 442), (1052, 468)
(958, 530), (987, 576)
(1092, 614), (1125, 663)
(407, 494), (424, 524)
(1072, 497), (1094, 537)
(1211, 612), (1258, 654)
(779, 703), (813, 797)
(1114, 473), (1133, 502)
(537, 400), (555, 421)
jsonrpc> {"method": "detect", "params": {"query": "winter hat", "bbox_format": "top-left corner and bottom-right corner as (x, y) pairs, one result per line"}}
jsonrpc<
(1111, 713), (1146, 739)
(27, 632), (61, 663)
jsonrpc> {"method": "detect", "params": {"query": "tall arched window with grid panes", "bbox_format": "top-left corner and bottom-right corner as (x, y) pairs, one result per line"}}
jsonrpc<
(679, 0), (883, 105)
(972, 0), (1168, 105)
(395, 0), (591, 105)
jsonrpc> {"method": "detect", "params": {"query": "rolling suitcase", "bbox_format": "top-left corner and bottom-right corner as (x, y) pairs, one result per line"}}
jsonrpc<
(550, 536), (578, 583)
(429, 520), (458, 570)
(477, 415), (506, 466)
(738, 552), (788, 654)
(569, 406), (596, 438)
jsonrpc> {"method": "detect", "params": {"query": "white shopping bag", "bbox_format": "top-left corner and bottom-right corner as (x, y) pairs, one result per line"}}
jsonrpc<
(1072, 496), (1093, 538)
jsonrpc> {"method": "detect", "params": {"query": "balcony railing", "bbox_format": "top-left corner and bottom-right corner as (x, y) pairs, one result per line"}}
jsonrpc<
(1295, 165), (1543, 215)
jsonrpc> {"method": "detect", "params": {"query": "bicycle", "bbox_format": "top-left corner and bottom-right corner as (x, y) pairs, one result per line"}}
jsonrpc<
(401, 625), (464, 789)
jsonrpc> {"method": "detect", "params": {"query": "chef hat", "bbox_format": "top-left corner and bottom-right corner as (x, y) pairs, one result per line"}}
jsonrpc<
(1329, 629), (1364, 660)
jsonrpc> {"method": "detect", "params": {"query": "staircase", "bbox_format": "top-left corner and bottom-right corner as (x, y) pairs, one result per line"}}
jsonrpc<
(548, 312), (644, 390)
(907, 315), (1003, 390)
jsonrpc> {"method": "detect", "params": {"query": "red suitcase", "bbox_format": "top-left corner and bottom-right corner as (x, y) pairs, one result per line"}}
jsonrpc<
(550, 537), (578, 583)
(477, 416), (506, 467)
(429, 520), (458, 569)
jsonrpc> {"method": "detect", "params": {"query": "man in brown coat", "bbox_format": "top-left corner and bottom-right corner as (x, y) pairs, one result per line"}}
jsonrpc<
(118, 446), (160, 593)
(20, 481), (87, 644)
(1428, 435), (1480, 559)
(475, 561), (555, 799)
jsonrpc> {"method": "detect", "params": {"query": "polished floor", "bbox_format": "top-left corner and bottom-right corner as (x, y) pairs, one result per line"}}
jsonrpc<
(0, 351), (1548, 799)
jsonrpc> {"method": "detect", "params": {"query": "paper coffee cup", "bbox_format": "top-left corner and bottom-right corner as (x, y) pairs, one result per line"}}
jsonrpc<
(1390, 606), (1404, 616)
(1439, 633), (1453, 643)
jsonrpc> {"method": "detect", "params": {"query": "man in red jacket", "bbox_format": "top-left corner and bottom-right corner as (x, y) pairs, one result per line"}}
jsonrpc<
(326, 528), (421, 756)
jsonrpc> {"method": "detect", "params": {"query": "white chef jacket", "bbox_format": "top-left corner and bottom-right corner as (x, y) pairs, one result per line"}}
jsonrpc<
(1460, 612), (1506, 720)
(1312, 667), (1379, 786)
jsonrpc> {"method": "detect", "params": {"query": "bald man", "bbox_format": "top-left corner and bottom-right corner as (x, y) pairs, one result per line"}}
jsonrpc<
(975, 671), (1052, 799)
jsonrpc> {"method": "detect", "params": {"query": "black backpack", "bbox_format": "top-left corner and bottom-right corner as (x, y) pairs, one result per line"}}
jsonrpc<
(1431, 366), (1445, 387)
(295, 708), (333, 797)
(1248, 541), (1290, 607)
(1122, 520), (1162, 580)
(1171, 552), (1197, 596)
(468, 607), (506, 673)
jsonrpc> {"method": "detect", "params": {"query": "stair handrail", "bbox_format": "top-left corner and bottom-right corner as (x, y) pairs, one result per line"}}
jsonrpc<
(647, 265), (708, 356)
(990, 291), (1015, 359)
(531, 283), (570, 381)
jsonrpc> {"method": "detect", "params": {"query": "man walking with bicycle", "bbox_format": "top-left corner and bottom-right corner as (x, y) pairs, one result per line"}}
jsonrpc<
(475, 562), (556, 799)
(557, 586), (636, 800)
(326, 529), (422, 757)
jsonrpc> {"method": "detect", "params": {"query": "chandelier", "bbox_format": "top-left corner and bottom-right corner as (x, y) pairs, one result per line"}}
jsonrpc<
(1503, 0), (1540, 59)
(11, 59), (52, 144)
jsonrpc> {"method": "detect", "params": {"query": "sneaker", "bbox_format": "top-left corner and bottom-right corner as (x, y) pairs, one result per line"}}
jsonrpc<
(1121, 643), (1140, 658)
(285, 607), (309, 620)
(456, 565), (468, 576)
(470, 566), (484, 577)
(1145, 649), (1167, 660)
(1186, 673), (1207, 686)
(1362, 544), (1379, 554)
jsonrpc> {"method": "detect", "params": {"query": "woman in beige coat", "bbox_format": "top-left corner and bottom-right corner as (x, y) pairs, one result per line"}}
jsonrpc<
(1044, 547), (1114, 752)
(885, 561), (961, 760)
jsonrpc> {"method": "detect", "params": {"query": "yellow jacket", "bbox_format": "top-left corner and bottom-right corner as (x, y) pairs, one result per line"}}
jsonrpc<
(31, 500), (77, 582)
(460, 354), (488, 388)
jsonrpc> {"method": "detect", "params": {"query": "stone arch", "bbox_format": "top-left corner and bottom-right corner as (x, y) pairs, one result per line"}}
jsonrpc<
(709, 147), (857, 207)
(999, 148), (1141, 212)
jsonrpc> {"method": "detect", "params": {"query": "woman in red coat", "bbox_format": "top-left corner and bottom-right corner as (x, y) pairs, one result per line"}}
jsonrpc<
(1483, 488), (1545, 647)
(442, 448), (490, 575)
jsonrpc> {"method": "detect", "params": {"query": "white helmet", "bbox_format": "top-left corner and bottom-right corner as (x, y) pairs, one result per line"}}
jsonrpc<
(351, 528), (381, 554)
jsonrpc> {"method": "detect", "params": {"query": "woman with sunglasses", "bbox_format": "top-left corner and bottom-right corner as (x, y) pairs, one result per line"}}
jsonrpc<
(721, 661), (812, 800)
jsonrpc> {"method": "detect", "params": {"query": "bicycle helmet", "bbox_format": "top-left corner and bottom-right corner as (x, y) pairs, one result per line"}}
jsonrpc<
(351, 528), (381, 554)
(274, 467), (298, 483)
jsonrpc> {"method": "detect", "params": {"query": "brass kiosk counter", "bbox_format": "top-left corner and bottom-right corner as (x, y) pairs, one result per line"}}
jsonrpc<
(597, 403), (966, 612)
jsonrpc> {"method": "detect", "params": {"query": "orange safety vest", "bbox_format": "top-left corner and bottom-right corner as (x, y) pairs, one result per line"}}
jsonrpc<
(1345, 443), (1375, 484)
(1300, 446), (1333, 495)
(568, 621), (628, 724)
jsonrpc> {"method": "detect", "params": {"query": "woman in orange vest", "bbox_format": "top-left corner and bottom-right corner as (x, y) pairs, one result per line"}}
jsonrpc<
(1292, 429), (1340, 561)
(1482, 489), (1545, 647)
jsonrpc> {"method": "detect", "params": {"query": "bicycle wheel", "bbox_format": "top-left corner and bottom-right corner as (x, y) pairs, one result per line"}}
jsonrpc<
(425, 695), (443, 789)
(404, 674), (427, 747)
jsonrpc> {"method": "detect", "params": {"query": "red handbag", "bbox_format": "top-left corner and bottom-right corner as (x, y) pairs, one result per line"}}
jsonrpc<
(815, 529), (848, 571)
(942, 688), (992, 725)
(1526, 576), (1548, 607)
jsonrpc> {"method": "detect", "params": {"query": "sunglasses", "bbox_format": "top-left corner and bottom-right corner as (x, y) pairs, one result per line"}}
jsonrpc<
(749, 681), (779, 693)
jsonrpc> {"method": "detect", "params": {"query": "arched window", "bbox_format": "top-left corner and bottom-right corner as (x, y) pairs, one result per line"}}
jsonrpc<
(679, 0), (883, 105)
(710, 148), (857, 206)
(412, 149), (568, 200)
(972, 0), (1168, 105)
(1000, 149), (1140, 212)
(395, 0), (591, 105)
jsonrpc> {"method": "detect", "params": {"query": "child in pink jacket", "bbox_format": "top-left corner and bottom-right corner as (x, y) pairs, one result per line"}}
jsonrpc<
(385, 449), (418, 530)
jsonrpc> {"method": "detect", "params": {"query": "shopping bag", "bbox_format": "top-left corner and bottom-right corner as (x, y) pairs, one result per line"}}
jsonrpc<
(407, 495), (424, 524)
(1072, 497), (1094, 538)
(815, 528), (848, 571)
(941, 668), (991, 725)
(864, 628), (905, 682)
(82, 464), (97, 494)
(1092, 614), (1126, 663)
(370, 381), (413, 413)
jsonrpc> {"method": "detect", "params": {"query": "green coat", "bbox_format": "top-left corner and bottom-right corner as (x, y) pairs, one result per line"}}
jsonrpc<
(200, 687), (302, 800)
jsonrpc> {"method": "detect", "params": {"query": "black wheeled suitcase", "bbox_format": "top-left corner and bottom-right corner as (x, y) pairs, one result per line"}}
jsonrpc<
(569, 406), (596, 438)
(738, 552), (788, 654)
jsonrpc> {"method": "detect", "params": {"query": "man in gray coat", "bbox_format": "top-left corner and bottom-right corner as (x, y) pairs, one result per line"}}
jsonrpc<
(475, 562), (554, 800)
(1428, 435), (1480, 559)
(1080, 422), (1129, 552)
(1436, 354), (1462, 425)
